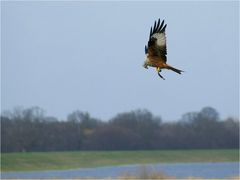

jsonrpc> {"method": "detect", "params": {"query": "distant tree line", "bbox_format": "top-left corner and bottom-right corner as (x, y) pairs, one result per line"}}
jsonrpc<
(1, 106), (239, 152)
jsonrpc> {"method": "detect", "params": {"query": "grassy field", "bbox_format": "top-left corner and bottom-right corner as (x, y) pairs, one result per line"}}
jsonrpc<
(1, 149), (239, 172)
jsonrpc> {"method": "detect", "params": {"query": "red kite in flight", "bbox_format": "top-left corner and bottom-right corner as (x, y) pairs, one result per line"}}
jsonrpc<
(143, 19), (183, 80)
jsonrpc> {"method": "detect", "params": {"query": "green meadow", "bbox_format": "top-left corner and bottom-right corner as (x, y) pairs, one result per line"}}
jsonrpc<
(1, 149), (238, 172)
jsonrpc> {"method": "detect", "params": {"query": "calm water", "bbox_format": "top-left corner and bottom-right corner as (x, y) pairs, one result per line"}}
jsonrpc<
(1, 162), (239, 179)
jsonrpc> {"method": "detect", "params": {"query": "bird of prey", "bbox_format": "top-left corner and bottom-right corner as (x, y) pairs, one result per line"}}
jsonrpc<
(143, 18), (183, 80)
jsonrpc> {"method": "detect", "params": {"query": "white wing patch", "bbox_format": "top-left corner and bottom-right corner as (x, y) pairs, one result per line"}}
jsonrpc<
(152, 33), (166, 46)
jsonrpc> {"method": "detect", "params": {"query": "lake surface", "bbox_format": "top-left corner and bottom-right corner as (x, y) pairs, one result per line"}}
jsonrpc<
(1, 162), (239, 179)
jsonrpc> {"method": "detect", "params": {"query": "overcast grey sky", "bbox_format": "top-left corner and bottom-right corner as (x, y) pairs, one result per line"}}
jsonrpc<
(1, 1), (239, 121)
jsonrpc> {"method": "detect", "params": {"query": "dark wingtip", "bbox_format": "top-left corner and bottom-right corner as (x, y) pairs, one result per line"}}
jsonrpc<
(149, 27), (153, 39)
(161, 24), (167, 32)
(153, 21), (157, 31)
(155, 18), (161, 32)
(148, 18), (167, 40)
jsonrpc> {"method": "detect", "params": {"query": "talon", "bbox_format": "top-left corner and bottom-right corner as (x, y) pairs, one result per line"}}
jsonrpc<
(156, 67), (161, 72)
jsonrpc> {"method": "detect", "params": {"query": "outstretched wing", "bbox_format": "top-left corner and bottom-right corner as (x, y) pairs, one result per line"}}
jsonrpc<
(145, 19), (167, 62)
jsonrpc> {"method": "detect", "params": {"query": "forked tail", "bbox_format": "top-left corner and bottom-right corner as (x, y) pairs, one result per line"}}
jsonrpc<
(167, 65), (184, 74)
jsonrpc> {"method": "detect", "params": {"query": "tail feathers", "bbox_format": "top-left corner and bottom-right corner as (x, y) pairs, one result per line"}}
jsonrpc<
(168, 66), (184, 74)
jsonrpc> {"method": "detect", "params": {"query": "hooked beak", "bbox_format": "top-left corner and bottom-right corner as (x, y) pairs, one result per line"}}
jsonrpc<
(143, 63), (148, 69)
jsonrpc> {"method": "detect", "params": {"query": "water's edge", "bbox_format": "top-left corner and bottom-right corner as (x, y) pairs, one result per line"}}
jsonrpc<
(1, 162), (239, 179)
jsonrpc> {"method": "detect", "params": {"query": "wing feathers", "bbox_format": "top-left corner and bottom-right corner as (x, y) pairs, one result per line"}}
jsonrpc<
(158, 20), (164, 32)
(156, 19), (161, 31)
(149, 19), (167, 47)
(152, 33), (166, 46)
(161, 24), (167, 33)
(153, 21), (157, 31)
(149, 27), (153, 40)
(145, 18), (167, 62)
(149, 18), (167, 39)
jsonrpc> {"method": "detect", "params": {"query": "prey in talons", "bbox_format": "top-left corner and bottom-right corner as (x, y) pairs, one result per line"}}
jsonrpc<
(156, 67), (165, 80)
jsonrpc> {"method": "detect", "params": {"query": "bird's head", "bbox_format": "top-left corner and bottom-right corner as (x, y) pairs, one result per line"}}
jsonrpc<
(143, 60), (149, 69)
